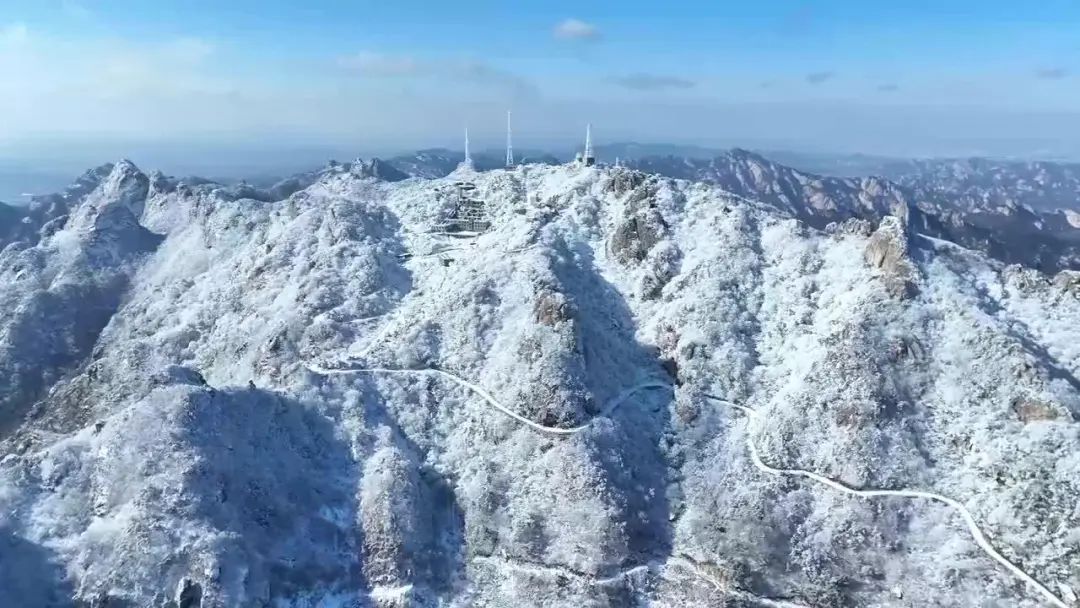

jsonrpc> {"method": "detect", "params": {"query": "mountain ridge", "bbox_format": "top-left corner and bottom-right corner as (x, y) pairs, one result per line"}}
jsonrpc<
(0, 158), (1078, 607)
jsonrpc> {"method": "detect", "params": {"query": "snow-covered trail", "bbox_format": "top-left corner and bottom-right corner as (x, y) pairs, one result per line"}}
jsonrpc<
(709, 397), (1071, 608)
(666, 556), (811, 608)
(305, 364), (671, 435)
(304, 360), (1069, 606)
(471, 554), (810, 607)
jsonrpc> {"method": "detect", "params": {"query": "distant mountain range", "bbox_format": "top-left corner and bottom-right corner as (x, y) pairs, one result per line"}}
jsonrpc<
(620, 150), (1080, 272)
(6, 145), (1080, 273)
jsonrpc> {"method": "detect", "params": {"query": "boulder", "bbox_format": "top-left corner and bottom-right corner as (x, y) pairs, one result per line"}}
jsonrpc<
(533, 290), (572, 326)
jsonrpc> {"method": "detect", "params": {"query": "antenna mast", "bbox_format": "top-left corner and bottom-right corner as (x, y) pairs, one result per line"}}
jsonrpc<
(506, 111), (514, 167)
(464, 127), (471, 165)
(580, 123), (595, 166)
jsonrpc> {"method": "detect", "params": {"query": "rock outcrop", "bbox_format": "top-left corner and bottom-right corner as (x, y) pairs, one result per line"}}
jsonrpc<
(864, 215), (918, 298)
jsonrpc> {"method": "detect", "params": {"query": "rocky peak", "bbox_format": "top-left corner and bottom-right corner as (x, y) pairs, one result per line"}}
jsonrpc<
(864, 215), (918, 298)
(64, 160), (150, 235)
(352, 157), (409, 182)
(100, 159), (150, 217)
(726, 147), (772, 165)
(147, 170), (178, 197)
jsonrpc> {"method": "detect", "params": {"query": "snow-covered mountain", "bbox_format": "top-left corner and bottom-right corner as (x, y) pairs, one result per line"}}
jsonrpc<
(893, 158), (1080, 214)
(624, 150), (1080, 273)
(0, 163), (116, 251)
(1, 158), (1079, 607)
(360, 147), (1080, 273)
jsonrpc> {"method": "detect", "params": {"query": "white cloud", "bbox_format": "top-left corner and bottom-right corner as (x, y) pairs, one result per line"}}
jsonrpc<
(806, 71), (835, 85)
(165, 37), (215, 64)
(61, 1), (92, 19)
(80, 37), (225, 100)
(339, 51), (423, 76)
(0, 22), (30, 47)
(448, 60), (537, 95)
(553, 18), (600, 41)
(0, 33), (537, 147)
(0, 32), (238, 139)
(1036, 68), (1068, 80)
(339, 51), (535, 95)
(613, 73), (695, 91)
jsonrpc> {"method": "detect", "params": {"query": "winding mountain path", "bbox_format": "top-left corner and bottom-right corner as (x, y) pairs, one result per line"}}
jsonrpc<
(305, 363), (671, 435)
(304, 363), (1069, 607)
(708, 396), (1071, 608)
(472, 554), (809, 607)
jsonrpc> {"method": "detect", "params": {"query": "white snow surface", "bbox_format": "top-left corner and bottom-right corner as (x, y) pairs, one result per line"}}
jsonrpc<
(0, 161), (1078, 607)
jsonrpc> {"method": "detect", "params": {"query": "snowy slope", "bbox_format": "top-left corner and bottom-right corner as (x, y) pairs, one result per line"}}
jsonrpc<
(0, 160), (1078, 607)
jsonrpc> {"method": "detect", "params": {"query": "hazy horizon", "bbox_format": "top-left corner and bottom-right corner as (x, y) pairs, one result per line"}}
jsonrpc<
(5, 132), (1080, 206)
(3, 0), (1080, 179)
(5, 0), (1080, 200)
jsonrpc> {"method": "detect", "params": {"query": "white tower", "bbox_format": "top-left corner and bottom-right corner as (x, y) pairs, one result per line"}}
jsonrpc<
(582, 123), (595, 166)
(505, 111), (514, 168)
(464, 127), (472, 165)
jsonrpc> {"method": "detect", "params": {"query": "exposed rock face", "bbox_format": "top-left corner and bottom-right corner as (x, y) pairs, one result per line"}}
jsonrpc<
(353, 158), (410, 182)
(176, 578), (203, 608)
(1054, 270), (1080, 295)
(610, 212), (664, 264)
(603, 168), (648, 196)
(607, 175), (674, 266)
(0, 160), (1078, 608)
(533, 289), (572, 326)
(638, 241), (681, 300)
(1012, 398), (1062, 423)
(828, 217), (875, 237)
(1003, 265), (1049, 293)
(864, 216), (918, 298)
(360, 440), (429, 587)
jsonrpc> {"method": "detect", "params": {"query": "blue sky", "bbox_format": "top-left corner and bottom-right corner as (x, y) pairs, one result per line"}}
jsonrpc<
(2, 0), (1080, 168)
